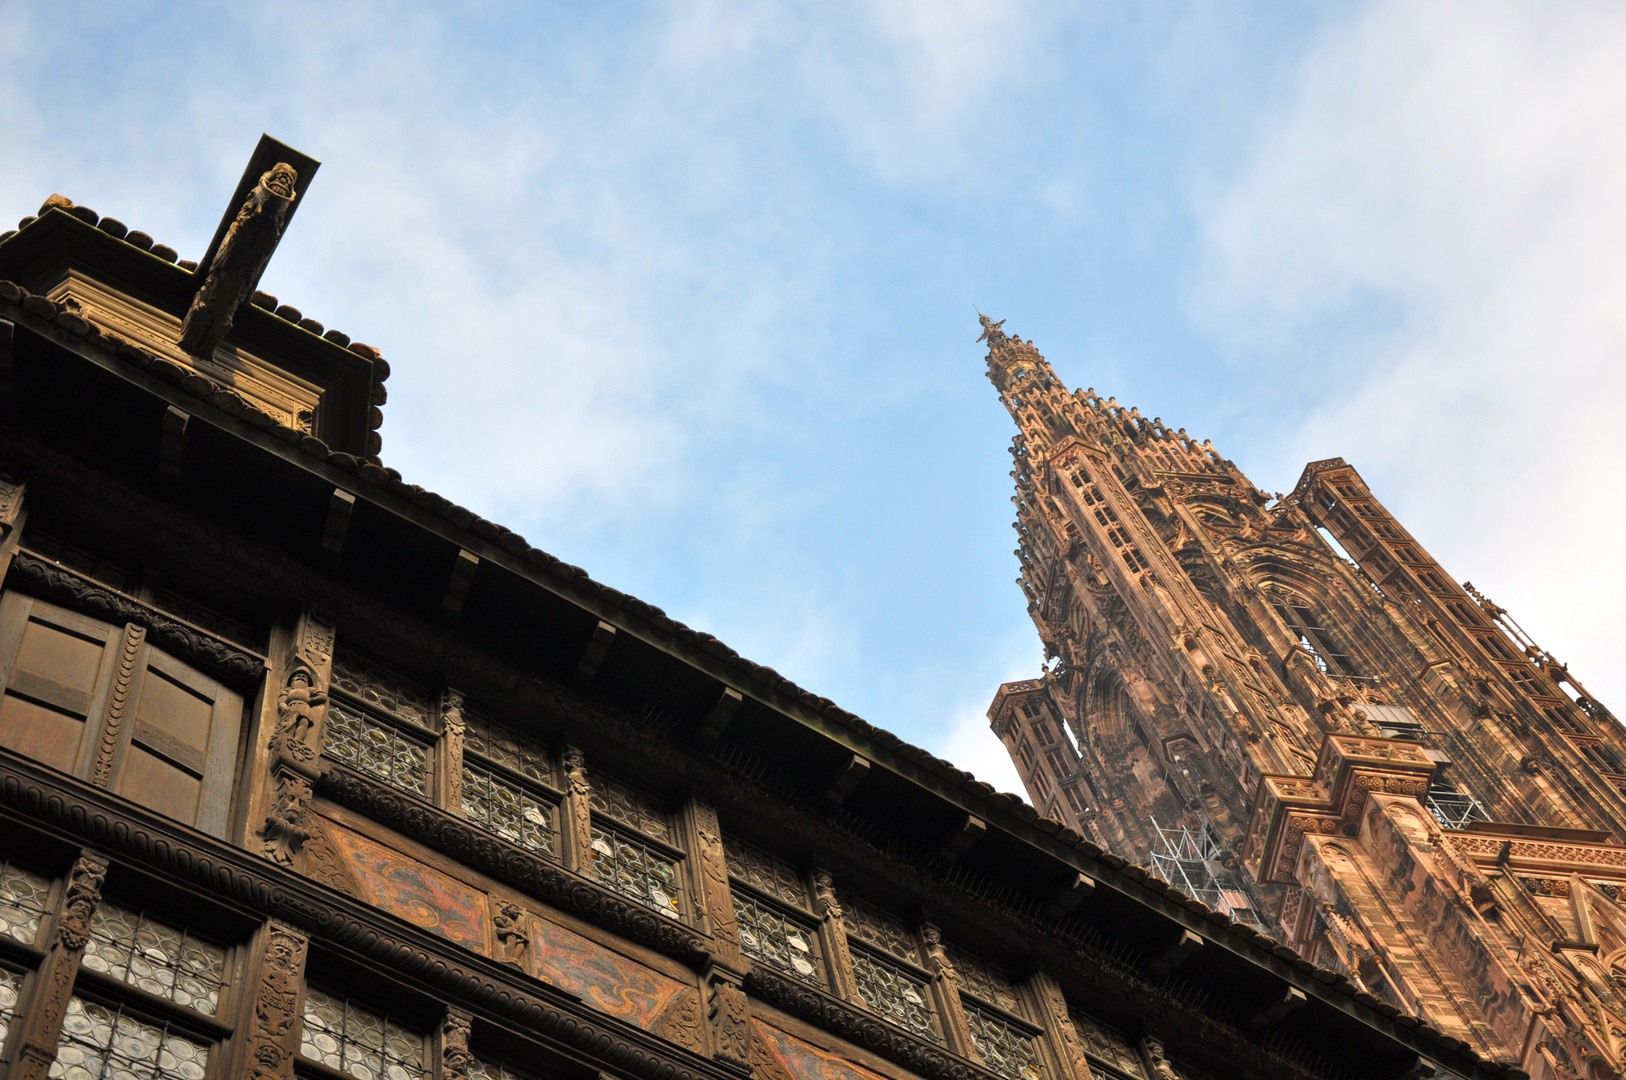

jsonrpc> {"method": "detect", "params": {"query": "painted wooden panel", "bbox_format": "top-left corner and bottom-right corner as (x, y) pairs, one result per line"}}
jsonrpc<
(319, 818), (490, 953)
(528, 916), (684, 1026)
(756, 1020), (891, 1080)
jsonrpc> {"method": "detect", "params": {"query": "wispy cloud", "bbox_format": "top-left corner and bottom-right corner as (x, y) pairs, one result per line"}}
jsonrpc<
(1194, 0), (1626, 704)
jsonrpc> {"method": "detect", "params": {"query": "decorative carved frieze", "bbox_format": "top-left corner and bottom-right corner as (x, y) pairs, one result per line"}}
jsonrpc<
(9, 550), (265, 683)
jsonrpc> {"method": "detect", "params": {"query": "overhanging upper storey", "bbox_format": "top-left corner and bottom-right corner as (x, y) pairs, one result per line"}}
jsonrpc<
(0, 136), (384, 458)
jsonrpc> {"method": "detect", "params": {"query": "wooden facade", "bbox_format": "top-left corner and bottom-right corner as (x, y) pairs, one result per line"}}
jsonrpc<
(982, 314), (1626, 1079)
(0, 147), (1497, 1080)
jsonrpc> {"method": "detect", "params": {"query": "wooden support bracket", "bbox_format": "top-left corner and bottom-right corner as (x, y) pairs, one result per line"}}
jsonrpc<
(1046, 871), (1096, 917)
(440, 549), (479, 620)
(1149, 928), (1204, 974)
(160, 406), (190, 479)
(824, 754), (871, 805)
(697, 688), (743, 749)
(940, 814), (987, 862)
(321, 488), (356, 559)
(1246, 985), (1306, 1027)
(576, 621), (617, 682)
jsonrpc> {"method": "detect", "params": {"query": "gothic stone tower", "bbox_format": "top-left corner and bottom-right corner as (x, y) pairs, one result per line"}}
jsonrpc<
(980, 315), (1626, 1080)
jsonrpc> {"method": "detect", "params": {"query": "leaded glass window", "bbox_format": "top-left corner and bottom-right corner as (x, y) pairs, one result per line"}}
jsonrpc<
(50, 997), (210, 1080)
(325, 700), (429, 797)
(464, 712), (550, 784)
(0, 967), (22, 1051)
(300, 987), (428, 1080)
(461, 764), (555, 857)
(0, 860), (52, 945)
(965, 1005), (1042, 1080)
(590, 827), (681, 919)
(842, 895), (918, 963)
(947, 947), (1024, 1016)
(81, 904), (228, 1016)
(588, 773), (671, 842)
(330, 653), (433, 728)
(733, 892), (821, 985)
(851, 949), (936, 1042)
(724, 836), (806, 907)
(468, 1058), (537, 1080)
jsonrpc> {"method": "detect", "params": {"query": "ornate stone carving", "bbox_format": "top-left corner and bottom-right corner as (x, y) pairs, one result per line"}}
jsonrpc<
(179, 163), (299, 357)
(91, 623), (146, 787)
(248, 922), (308, 1080)
(442, 1008), (474, 1080)
(10, 551), (265, 682)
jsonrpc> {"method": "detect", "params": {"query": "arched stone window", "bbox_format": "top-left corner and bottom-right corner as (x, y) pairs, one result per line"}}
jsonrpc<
(1272, 597), (1363, 677)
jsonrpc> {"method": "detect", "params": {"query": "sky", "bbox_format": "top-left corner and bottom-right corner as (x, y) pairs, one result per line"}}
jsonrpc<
(3, 1), (1624, 797)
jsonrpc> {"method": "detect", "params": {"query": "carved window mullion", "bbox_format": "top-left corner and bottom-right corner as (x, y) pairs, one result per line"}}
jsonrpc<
(9, 851), (108, 1080)
(440, 689), (466, 815)
(812, 870), (858, 1001)
(684, 800), (740, 964)
(919, 923), (974, 1059)
(222, 920), (308, 1080)
(0, 477), (25, 583)
(561, 747), (594, 876)
(438, 1006), (473, 1080)
(257, 612), (334, 868)
(1025, 971), (1082, 1080)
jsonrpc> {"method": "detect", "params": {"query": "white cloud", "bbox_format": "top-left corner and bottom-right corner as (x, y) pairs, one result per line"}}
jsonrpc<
(1194, 0), (1626, 710)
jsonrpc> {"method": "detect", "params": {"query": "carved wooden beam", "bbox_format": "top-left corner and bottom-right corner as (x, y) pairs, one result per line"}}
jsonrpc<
(696, 687), (743, 749)
(940, 813), (987, 862)
(823, 754), (870, 805)
(13, 851), (107, 1080)
(181, 136), (319, 358)
(321, 487), (356, 559)
(576, 620), (617, 682)
(1246, 985), (1306, 1027)
(442, 549), (480, 620)
(1046, 871), (1095, 917)
(1149, 928), (1204, 974)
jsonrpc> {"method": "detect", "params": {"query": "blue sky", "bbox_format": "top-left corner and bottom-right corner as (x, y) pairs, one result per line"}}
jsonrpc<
(5, 1), (1625, 794)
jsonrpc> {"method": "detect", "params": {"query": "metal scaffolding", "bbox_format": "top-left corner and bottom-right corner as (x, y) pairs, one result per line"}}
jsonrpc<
(1148, 815), (1276, 937)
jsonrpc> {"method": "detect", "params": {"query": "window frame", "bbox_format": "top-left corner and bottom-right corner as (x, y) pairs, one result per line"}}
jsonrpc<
(295, 984), (433, 1080)
(324, 652), (441, 803)
(456, 711), (563, 862)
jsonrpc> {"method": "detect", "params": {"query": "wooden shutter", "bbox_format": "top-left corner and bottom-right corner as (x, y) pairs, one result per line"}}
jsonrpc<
(0, 591), (244, 837)
(110, 646), (242, 836)
(0, 592), (121, 775)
